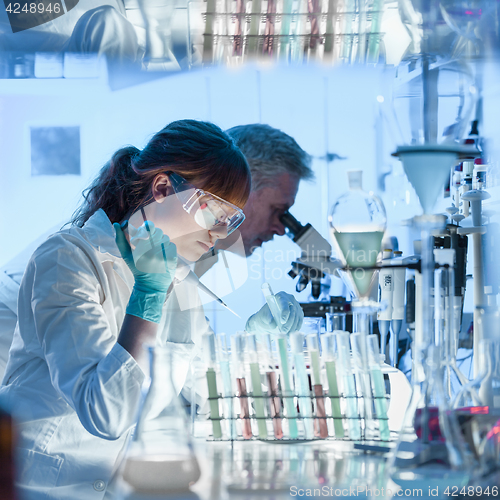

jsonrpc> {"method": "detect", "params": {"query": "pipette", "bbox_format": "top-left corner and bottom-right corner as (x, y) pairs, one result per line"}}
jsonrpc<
(177, 257), (240, 318)
(261, 282), (286, 334)
(184, 270), (240, 318)
(202, 332), (222, 439)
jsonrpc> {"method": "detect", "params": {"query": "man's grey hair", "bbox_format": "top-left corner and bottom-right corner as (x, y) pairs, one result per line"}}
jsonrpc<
(226, 124), (314, 192)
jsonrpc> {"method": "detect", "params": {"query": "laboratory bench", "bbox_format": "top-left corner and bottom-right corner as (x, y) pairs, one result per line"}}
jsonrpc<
(110, 430), (500, 500)
(112, 437), (393, 500)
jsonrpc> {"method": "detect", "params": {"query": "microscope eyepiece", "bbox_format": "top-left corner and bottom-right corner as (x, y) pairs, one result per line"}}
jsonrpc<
(279, 212), (304, 234)
(279, 212), (311, 242)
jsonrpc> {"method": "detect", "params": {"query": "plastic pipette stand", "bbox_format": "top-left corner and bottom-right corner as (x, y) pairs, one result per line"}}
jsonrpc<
(458, 189), (490, 377)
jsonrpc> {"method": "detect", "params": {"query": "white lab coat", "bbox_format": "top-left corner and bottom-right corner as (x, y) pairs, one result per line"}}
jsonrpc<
(0, 209), (210, 500)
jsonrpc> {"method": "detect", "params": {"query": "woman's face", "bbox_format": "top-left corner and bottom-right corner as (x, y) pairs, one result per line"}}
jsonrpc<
(137, 175), (229, 262)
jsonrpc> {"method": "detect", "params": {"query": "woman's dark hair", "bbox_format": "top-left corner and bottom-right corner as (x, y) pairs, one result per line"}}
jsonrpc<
(71, 120), (251, 227)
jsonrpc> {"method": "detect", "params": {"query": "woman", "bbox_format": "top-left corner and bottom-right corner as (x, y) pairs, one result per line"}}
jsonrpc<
(0, 119), (303, 500)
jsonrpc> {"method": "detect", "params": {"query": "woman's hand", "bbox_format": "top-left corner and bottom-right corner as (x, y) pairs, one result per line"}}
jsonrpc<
(114, 222), (177, 294)
(245, 291), (304, 336)
(114, 222), (177, 323)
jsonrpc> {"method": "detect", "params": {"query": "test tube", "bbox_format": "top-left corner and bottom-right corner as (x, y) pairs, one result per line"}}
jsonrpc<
(261, 282), (298, 439)
(231, 332), (252, 439)
(216, 333), (236, 440)
(277, 335), (299, 439)
(335, 332), (361, 440)
(350, 332), (375, 439)
(246, 333), (268, 439)
(261, 282), (286, 335)
(290, 332), (314, 439)
(367, 335), (390, 441)
(306, 334), (328, 438)
(323, 332), (345, 438)
(262, 333), (283, 439)
(202, 332), (222, 439)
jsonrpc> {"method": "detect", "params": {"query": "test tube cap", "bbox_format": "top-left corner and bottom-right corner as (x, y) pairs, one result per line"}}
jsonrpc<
(290, 331), (305, 353)
(202, 332), (217, 367)
(305, 332), (319, 351)
(367, 334), (381, 367)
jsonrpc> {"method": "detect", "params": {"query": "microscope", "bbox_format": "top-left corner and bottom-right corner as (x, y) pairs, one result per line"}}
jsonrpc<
(279, 212), (351, 325)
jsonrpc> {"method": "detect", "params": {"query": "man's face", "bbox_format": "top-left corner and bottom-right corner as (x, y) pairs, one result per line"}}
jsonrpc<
(240, 173), (300, 256)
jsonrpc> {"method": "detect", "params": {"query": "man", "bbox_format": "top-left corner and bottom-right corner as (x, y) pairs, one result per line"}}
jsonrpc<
(194, 123), (313, 279)
(227, 123), (314, 255)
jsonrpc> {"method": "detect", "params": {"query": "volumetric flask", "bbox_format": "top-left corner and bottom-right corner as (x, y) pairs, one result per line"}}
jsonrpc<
(120, 345), (201, 494)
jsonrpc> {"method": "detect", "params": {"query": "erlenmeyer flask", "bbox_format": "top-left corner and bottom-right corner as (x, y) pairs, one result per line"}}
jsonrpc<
(455, 339), (500, 410)
(120, 345), (201, 494)
(389, 345), (473, 489)
(328, 170), (386, 301)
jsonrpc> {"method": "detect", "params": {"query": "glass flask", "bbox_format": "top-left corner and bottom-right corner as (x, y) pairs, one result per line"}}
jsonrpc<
(119, 345), (201, 494)
(328, 169), (386, 301)
(329, 170), (386, 442)
(388, 345), (473, 489)
(138, 0), (176, 65)
(392, 57), (475, 149)
(454, 339), (500, 410)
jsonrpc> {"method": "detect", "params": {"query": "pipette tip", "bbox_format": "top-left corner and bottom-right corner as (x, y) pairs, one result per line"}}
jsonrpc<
(219, 300), (241, 318)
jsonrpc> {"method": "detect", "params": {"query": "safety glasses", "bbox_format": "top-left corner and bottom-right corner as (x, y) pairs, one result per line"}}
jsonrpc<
(168, 172), (245, 236)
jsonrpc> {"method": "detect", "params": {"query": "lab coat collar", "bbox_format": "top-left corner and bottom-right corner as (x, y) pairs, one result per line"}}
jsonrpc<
(82, 209), (122, 259)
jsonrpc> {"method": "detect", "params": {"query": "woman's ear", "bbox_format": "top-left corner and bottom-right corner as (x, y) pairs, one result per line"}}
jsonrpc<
(152, 173), (173, 203)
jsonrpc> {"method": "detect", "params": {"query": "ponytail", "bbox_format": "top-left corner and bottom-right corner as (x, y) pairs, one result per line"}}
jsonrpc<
(71, 146), (144, 227)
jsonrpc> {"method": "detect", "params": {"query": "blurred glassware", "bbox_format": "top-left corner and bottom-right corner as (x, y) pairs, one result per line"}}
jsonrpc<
(119, 345), (201, 494)
(138, 0), (176, 65)
(455, 339), (500, 409)
(388, 345), (474, 489)
(328, 170), (386, 301)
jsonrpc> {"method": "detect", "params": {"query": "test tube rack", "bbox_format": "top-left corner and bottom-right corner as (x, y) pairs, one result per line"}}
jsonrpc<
(204, 391), (393, 442)
(190, 0), (388, 66)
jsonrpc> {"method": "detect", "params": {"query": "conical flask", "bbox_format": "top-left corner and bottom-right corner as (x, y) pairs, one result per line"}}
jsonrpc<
(454, 339), (500, 410)
(328, 170), (386, 301)
(389, 345), (474, 489)
(120, 345), (201, 494)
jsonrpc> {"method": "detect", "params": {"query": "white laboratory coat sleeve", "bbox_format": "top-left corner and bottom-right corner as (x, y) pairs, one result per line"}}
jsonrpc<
(0, 271), (19, 377)
(26, 234), (144, 439)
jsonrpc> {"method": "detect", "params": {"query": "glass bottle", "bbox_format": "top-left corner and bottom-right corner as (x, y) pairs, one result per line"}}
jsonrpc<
(119, 345), (201, 494)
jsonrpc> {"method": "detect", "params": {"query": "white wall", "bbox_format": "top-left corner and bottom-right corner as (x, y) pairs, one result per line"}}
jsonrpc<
(0, 64), (448, 335)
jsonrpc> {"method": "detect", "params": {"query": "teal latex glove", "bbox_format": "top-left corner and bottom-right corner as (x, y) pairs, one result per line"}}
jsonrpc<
(245, 291), (304, 336)
(114, 222), (177, 323)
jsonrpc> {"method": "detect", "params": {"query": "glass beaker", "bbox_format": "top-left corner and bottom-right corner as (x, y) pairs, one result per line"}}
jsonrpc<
(120, 345), (201, 494)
